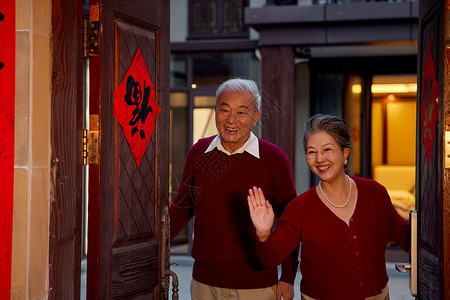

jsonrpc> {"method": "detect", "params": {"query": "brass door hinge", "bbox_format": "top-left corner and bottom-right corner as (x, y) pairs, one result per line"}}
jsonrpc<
(82, 115), (99, 165)
(82, 130), (88, 165)
(83, 5), (99, 57)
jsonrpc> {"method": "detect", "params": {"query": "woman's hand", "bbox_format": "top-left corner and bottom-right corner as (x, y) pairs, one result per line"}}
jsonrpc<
(247, 186), (274, 242)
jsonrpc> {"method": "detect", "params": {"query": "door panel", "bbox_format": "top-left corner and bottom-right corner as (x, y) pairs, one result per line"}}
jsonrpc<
(111, 19), (160, 298)
(87, 0), (169, 299)
(111, 242), (160, 298)
(416, 0), (449, 298)
(114, 20), (157, 243)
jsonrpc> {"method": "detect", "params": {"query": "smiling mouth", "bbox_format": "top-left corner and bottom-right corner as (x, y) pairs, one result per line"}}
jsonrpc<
(318, 165), (331, 172)
(225, 127), (239, 132)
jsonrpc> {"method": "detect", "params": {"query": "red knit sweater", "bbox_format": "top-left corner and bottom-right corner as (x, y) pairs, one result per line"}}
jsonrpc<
(256, 176), (410, 299)
(169, 136), (298, 289)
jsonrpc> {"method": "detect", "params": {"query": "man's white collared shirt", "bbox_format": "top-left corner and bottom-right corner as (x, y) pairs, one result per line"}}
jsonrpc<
(204, 132), (260, 159)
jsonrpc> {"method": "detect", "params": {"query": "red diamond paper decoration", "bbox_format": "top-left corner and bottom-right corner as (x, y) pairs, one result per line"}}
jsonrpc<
(114, 48), (161, 166)
(419, 41), (439, 169)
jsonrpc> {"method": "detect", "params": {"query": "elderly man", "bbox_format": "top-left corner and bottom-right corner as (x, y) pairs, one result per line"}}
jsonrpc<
(169, 78), (299, 300)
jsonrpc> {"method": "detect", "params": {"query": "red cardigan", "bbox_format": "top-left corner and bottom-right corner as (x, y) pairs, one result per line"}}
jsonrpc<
(256, 176), (410, 299)
(170, 136), (298, 289)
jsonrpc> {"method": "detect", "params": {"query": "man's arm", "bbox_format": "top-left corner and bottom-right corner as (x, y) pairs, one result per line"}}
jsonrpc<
(169, 149), (197, 241)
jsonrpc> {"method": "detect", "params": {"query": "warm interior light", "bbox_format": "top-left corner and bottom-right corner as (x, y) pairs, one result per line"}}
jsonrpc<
(371, 83), (417, 94)
(191, 83), (197, 89)
(352, 84), (362, 94)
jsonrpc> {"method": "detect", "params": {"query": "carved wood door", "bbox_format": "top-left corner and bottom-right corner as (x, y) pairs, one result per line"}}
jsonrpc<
(416, 0), (449, 298)
(86, 0), (170, 299)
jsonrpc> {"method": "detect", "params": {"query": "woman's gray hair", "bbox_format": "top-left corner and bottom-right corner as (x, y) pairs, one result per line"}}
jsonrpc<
(215, 78), (261, 111)
(303, 114), (352, 171)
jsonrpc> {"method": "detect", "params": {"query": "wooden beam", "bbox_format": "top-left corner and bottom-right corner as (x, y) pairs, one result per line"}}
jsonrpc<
(260, 46), (296, 172)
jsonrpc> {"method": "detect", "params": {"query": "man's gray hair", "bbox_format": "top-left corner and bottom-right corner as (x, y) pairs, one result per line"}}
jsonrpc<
(215, 78), (261, 111)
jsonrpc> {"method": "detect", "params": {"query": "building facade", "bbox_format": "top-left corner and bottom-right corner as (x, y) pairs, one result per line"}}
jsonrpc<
(169, 0), (418, 197)
(2, 0), (448, 298)
(169, 2), (450, 298)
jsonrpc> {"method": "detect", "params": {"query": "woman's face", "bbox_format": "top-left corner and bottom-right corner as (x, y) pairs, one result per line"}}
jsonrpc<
(305, 131), (350, 183)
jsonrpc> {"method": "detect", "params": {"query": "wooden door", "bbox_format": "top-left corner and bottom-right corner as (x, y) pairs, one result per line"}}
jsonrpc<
(87, 0), (170, 299)
(416, 0), (449, 299)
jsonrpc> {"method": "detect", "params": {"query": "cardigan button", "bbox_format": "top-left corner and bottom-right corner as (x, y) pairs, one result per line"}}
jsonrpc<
(356, 251), (360, 256)
(353, 235), (357, 240)
(360, 281), (364, 286)
(350, 217), (353, 222)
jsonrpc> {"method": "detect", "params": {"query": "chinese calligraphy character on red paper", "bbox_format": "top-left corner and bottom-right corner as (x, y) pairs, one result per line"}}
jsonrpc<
(114, 48), (161, 166)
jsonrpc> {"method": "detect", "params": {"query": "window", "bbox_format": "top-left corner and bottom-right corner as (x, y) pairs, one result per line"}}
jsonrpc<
(371, 75), (417, 166)
(170, 54), (187, 88)
(189, 0), (249, 39)
(193, 52), (259, 87)
(193, 96), (218, 144)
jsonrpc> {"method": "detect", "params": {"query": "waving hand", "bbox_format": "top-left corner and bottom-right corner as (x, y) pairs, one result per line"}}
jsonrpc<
(247, 186), (274, 242)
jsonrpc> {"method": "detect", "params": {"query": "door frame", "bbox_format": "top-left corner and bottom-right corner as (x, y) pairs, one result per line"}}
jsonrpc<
(49, 0), (84, 299)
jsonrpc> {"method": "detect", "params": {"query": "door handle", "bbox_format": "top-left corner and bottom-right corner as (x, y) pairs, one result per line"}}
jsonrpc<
(395, 210), (417, 297)
(409, 210), (417, 297)
(395, 263), (411, 273)
(161, 206), (180, 300)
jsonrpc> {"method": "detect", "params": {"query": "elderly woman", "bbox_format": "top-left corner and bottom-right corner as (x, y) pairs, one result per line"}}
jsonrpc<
(248, 114), (410, 300)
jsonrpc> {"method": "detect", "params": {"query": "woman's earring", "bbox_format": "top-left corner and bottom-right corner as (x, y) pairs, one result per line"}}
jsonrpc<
(345, 159), (348, 165)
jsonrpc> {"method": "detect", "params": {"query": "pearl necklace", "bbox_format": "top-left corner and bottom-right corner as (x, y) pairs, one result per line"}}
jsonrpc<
(319, 175), (352, 208)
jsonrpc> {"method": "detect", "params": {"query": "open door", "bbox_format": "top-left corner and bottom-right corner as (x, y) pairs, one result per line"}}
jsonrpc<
(86, 0), (170, 299)
(416, 0), (450, 298)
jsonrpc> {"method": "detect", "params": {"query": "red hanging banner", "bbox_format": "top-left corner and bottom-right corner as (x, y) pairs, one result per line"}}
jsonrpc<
(0, 1), (15, 299)
(114, 48), (161, 166)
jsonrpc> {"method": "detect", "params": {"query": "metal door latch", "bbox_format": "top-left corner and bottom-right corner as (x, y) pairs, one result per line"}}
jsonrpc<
(395, 210), (417, 297)
(161, 206), (179, 300)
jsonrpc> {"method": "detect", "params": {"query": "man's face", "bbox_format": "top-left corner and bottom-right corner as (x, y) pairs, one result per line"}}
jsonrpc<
(215, 90), (260, 153)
